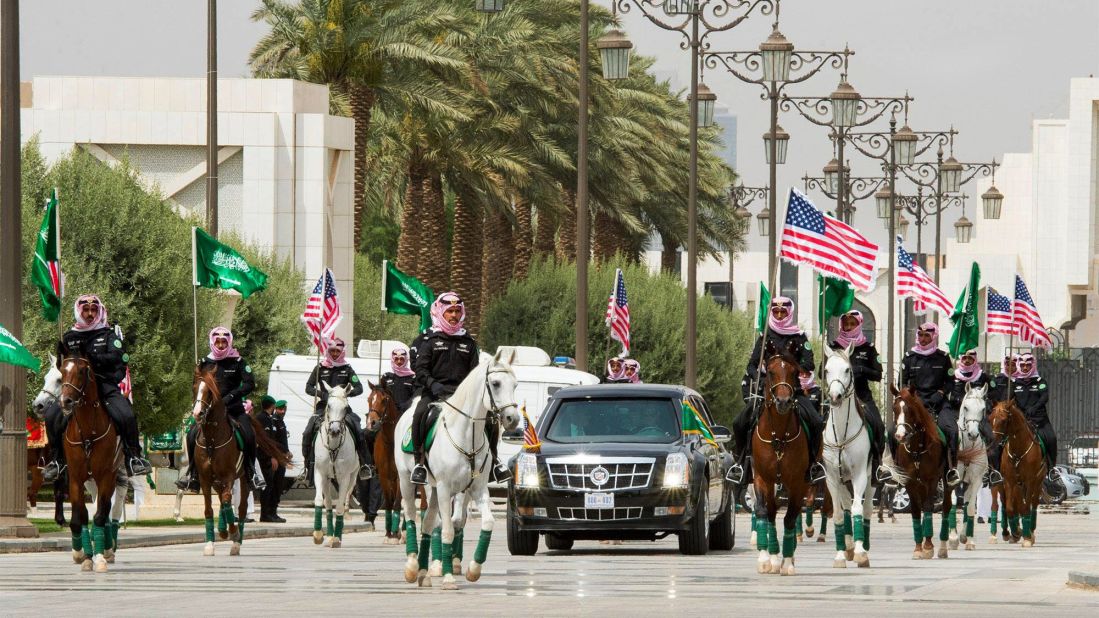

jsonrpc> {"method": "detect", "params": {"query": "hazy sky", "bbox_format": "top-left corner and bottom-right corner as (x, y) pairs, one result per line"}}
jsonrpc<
(16, 0), (1099, 249)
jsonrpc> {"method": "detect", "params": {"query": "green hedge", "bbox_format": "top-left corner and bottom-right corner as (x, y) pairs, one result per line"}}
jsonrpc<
(480, 258), (755, 426)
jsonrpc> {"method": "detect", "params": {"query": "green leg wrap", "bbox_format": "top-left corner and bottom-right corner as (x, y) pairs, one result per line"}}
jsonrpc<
(473, 529), (492, 564)
(863, 519), (871, 550)
(237, 520), (244, 544)
(805, 507), (815, 528)
(404, 520), (418, 555)
(1030, 507), (1038, 533)
(417, 534), (431, 570)
(939, 511), (950, 541)
(820, 516), (828, 535)
(911, 516), (923, 543)
(989, 510), (998, 535)
(71, 533), (82, 552)
(1009, 515), (1020, 536)
(795, 513), (803, 535)
(782, 526), (797, 558)
(205, 518), (215, 543)
(431, 527), (442, 562)
(836, 518), (848, 550)
(92, 525), (106, 556)
(1021, 514), (1032, 538)
(454, 528), (465, 561)
(948, 506), (957, 532)
(921, 512), (933, 539)
(843, 510), (853, 538)
(766, 522), (779, 555)
(334, 515), (344, 539)
(217, 504), (228, 534)
(326, 510), (335, 536)
(223, 503), (235, 526)
(110, 519), (120, 551)
(441, 542), (453, 576)
(314, 506), (323, 532)
(1001, 504), (1009, 531)
(385, 510), (396, 534)
(81, 525), (93, 557)
(852, 515), (865, 548)
(965, 513), (975, 538)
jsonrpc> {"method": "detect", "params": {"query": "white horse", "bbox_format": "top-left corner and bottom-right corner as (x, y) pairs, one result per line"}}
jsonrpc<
(32, 354), (63, 413)
(822, 344), (874, 569)
(951, 383), (989, 551)
(395, 350), (520, 591)
(311, 384), (359, 548)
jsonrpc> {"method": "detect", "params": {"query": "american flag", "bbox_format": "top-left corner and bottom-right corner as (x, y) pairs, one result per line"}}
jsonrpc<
(1013, 275), (1051, 349)
(779, 188), (880, 292)
(119, 366), (133, 403)
(896, 238), (954, 316)
(301, 268), (343, 352)
(605, 268), (630, 355)
(521, 404), (541, 453)
(986, 287), (1014, 336)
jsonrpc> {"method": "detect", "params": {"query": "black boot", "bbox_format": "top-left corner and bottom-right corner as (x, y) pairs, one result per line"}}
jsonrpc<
(175, 433), (200, 492)
(248, 461), (267, 491)
(945, 450), (961, 487)
(41, 415), (66, 483)
(411, 452), (428, 485)
(487, 420), (512, 482)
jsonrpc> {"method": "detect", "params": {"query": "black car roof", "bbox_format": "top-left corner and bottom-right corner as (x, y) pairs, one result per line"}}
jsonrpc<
(550, 383), (703, 400)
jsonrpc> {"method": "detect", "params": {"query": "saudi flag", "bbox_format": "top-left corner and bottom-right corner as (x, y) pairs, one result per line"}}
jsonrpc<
(0, 324), (40, 372)
(192, 227), (268, 298)
(818, 274), (855, 332)
(681, 399), (716, 446)
(31, 189), (63, 322)
(755, 281), (770, 333)
(381, 260), (434, 332)
(948, 261), (982, 359)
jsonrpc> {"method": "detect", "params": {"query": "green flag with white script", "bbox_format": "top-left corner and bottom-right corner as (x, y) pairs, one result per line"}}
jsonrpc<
(192, 227), (268, 298)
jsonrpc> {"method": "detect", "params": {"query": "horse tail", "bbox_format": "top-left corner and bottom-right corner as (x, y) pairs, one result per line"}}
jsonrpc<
(880, 460), (910, 486)
(958, 445), (984, 466)
(249, 414), (294, 468)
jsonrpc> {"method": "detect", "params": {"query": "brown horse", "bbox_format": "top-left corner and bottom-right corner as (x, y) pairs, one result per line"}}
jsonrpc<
(366, 382), (427, 545)
(988, 482), (1010, 543)
(190, 366), (290, 556)
(802, 480), (833, 543)
(751, 347), (810, 576)
(890, 386), (958, 560)
(57, 350), (124, 573)
(989, 400), (1045, 547)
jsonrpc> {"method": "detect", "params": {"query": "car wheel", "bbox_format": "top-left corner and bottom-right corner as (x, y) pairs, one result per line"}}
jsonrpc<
(1044, 481), (1067, 505)
(709, 485), (735, 551)
(544, 533), (574, 551)
(891, 486), (911, 514)
(506, 500), (538, 556)
(678, 488), (709, 555)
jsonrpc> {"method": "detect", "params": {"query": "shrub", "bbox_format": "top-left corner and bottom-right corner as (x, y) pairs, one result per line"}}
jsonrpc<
(480, 258), (755, 426)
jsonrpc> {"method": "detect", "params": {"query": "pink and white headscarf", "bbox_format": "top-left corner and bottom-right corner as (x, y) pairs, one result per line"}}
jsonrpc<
(606, 357), (625, 381)
(321, 337), (349, 368)
(390, 345), (414, 377)
(767, 296), (802, 336)
(799, 373), (817, 392)
(624, 359), (641, 384)
(71, 294), (109, 332)
(955, 349), (983, 383)
(834, 310), (867, 348)
(1016, 352), (1039, 379)
(430, 292), (467, 336)
(1000, 354), (1014, 378)
(911, 322), (939, 356)
(208, 327), (241, 361)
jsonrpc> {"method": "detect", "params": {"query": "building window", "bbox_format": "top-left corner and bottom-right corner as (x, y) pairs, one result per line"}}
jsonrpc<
(704, 282), (732, 308)
(780, 262), (798, 307)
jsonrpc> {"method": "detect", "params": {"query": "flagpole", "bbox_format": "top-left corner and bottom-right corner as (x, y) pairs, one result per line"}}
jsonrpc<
(54, 189), (64, 342)
(191, 227), (199, 364)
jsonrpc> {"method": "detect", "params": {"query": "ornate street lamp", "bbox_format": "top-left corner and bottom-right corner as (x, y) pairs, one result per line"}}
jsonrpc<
(982, 185), (1004, 220)
(875, 187), (893, 220)
(596, 30), (634, 80)
(892, 124), (918, 166)
(830, 79), (861, 128)
(759, 26), (794, 82)
(763, 125), (790, 164)
(895, 212), (910, 238)
(757, 207), (771, 237)
(730, 184), (768, 221)
(940, 155), (964, 193)
(955, 212), (973, 243)
(691, 83), (718, 128)
(823, 158), (842, 194)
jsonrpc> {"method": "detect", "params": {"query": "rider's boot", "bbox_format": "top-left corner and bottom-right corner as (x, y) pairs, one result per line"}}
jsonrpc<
(356, 440), (375, 482)
(876, 439), (898, 484)
(248, 460), (267, 491)
(1046, 458), (1062, 485)
(987, 468), (1004, 486)
(487, 421), (512, 483)
(945, 450), (961, 487)
(41, 417), (65, 483)
(175, 434), (200, 492)
(411, 451), (428, 485)
(119, 414), (152, 477)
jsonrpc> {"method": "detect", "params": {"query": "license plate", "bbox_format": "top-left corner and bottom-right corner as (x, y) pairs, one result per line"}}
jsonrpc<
(585, 492), (614, 509)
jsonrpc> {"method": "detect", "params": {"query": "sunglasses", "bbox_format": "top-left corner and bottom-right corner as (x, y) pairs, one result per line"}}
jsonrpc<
(440, 297), (463, 306)
(625, 367), (637, 373)
(771, 302), (793, 309)
(918, 329), (936, 335)
(393, 351), (408, 358)
(78, 299), (100, 307)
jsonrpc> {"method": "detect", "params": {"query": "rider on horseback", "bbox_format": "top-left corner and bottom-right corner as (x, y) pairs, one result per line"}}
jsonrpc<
(381, 345), (417, 413)
(949, 348), (1000, 485)
(730, 297), (825, 486)
(42, 294), (152, 482)
(1010, 352), (1061, 485)
(899, 322), (960, 487)
(830, 310), (887, 481)
(176, 327), (264, 491)
(409, 292), (511, 486)
(603, 357), (629, 384)
(302, 337), (375, 483)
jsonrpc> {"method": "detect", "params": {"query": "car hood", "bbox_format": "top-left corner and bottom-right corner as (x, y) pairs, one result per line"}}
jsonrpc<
(535, 441), (682, 459)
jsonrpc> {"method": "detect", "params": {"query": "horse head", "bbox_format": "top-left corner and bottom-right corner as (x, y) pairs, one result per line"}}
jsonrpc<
(34, 353), (63, 414)
(191, 365), (222, 424)
(764, 344), (800, 410)
(891, 385), (928, 447)
(57, 342), (94, 417)
(323, 382), (350, 436)
(365, 381), (394, 432)
(989, 399), (1021, 442)
(959, 382), (988, 442)
(484, 348), (520, 432)
(822, 344), (854, 407)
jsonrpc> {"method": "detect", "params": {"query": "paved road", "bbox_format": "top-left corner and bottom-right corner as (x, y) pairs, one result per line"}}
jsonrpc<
(2, 509), (1096, 615)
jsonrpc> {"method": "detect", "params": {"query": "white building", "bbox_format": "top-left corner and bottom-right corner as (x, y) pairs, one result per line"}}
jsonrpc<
(19, 76), (355, 342)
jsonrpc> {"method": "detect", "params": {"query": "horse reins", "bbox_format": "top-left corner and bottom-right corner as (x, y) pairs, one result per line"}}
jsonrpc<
(757, 356), (803, 465)
(439, 366), (517, 492)
(60, 359), (115, 467)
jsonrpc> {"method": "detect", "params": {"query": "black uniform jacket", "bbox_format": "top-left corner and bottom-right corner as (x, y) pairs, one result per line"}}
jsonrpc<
(413, 330), (480, 398)
(198, 356), (255, 416)
(899, 349), (952, 413)
(62, 327), (127, 392)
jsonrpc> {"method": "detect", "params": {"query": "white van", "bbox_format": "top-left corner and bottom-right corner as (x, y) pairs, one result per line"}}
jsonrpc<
(264, 342), (598, 483)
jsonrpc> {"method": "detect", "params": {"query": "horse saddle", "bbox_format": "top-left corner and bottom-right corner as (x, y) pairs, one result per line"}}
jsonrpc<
(226, 417), (246, 451)
(401, 407), (441, 454)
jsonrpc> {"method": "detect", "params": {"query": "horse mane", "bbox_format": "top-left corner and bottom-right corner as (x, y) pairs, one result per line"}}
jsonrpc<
(196, 365), (223, 402)
(897, 386), (939, 435)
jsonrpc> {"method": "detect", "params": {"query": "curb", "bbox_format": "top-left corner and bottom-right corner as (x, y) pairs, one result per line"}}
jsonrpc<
(0, 523), (373, 554)
(1068, 570), (1099, 590)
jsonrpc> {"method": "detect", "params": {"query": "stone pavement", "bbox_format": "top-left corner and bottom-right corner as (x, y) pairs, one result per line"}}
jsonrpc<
(0, 508), (1096, 615)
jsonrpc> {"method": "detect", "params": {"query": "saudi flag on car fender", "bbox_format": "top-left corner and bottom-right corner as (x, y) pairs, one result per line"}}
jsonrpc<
(192, 227), (268, 298)
(681, 399), (716, 446)
(0, 324), (40, 372)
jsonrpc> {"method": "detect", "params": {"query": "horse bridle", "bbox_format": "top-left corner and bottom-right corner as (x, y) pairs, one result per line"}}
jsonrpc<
(824, 368), (866, 453)
(322, 394), (349, 454)
(367, 386), (396, 426)
(894, 398), (929, 463)
(442, 367), (518, 426)
(60, 357), (98, 414)
(764, 355), (797, 415)
(439, 367), (518, 490)
(59, 357), (113, 456)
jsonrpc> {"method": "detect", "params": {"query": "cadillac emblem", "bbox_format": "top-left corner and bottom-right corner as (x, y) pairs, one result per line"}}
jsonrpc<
(590, 466), (610, 487)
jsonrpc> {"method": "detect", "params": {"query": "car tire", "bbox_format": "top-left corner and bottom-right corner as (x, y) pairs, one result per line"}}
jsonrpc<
(506, 500), (539, 556)
(678, 488), (709, 555)
(544, 533), (574, 551)
(1045, 482), (1067, 505)
(709, 485), (735, 551)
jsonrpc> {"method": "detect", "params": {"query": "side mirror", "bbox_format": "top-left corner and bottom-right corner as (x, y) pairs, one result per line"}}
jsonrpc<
(711, 425), (733, 444)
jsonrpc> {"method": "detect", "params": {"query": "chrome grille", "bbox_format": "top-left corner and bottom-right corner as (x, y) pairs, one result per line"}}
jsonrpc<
(545, 457), (655, 492)
(556, 507), (643, 521)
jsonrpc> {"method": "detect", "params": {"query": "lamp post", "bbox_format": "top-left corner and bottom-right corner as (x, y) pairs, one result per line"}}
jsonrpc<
(802, 170), (887, 220)
(603, 0), (776, 388)
(728, 184), (767, 305)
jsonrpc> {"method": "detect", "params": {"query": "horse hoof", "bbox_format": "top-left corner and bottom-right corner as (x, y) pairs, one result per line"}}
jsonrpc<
(855, 553), (870, 568)
(313, 530), (324, 545)
(81, 559), (93, 572)
(428, 560), (443, 577)
(937, 547), (948, 559)
(404, 557), (419, 583)
(203, 542), (215, 557)
(442, 575), (458, 591)
(817, 535), (827, 544)
(948, 540), (959, 551)
(230, 542), (241, 556)
(834, 559), (847, 568)
(466, 561), (483, 582)
(769, 556), (782, 575)
(780, 559), (796, 576)
(418, 573), (432, 588)
(757, 560), (770, 574)
(1022, 539), (1034, 548)
(104, 550), (115, 564)
(72, 550), (86, 564)
(330, 538), (342, 549)
(912, 550), (924, 560)
(1010, 536), (1020, 544)
(93, 555), (108, 573)
(452, 558), (462, 576)
(805, 526), (815, 538)
(844, 548), (855, 561)
(989, 535), (998, 544)
(965, 541), (976, 551)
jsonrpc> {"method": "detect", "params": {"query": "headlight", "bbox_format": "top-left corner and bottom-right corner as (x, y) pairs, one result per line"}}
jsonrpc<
(517, 453), (540, 488)
(663, 452), (689, 488)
